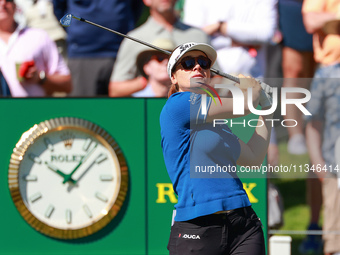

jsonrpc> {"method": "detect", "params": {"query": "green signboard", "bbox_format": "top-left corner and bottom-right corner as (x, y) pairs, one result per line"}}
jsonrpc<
(0, 98), (267, 255)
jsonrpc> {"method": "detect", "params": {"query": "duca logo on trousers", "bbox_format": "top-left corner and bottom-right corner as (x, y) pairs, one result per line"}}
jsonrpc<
(179, 233), (201, 239)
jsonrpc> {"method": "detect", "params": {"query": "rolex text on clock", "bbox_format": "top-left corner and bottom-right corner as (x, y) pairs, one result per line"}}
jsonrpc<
(8, 117), (128, 239)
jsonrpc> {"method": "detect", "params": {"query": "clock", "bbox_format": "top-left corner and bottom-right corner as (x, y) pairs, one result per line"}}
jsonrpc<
(8, 117), (128, 239)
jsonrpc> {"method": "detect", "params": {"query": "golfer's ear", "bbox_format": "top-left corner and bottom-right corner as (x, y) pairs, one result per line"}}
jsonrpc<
(171, 75), (177, 85)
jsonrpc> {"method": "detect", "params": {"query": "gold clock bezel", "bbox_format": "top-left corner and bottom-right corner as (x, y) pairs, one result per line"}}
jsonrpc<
(8, 117), (128, 239)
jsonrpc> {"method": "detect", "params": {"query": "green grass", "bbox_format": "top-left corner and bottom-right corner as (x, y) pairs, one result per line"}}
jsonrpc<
(270, 141), (323, 255)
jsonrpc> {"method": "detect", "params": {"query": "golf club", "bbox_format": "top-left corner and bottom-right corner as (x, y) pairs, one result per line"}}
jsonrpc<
(60, 13), (240, 83)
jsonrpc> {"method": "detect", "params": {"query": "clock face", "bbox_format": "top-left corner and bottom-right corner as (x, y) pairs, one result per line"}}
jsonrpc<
(8, 117), (128, 239)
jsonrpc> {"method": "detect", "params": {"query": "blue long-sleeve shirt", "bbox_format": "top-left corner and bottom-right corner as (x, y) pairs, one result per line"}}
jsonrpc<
(160, 92), (251, 221)
(53, 0), (144, 58)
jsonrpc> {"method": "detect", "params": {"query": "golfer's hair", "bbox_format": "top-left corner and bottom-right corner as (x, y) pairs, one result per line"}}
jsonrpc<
(168, 83), (179, 97)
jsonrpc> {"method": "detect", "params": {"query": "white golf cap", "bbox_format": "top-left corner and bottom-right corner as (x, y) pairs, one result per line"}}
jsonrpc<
(167, 42), (217, 79)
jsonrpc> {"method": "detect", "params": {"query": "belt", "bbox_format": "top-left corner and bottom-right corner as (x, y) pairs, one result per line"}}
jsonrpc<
(214, 206), (252, 216)
(186, 207), (254, 226)
(214, 210), (233, 214)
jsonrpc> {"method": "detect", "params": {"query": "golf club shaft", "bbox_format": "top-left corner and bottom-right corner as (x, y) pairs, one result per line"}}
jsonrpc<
(210, 68), (239, 83)
(64, 14), (240, 83)
(72, 16), (172, 55)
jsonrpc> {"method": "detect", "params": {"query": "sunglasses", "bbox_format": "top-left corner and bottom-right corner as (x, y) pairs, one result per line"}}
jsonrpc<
(177, 56), (212, 71)
(150, 54), (168, 63)
(5, 0), (14, 2)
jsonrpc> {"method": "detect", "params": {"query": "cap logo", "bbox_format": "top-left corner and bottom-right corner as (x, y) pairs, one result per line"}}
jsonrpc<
(179, 43), (195, 54)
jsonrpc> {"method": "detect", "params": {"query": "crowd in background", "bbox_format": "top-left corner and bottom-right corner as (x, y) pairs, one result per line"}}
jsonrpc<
(1, 0), (340, 254)
(0, 0), (319, 99)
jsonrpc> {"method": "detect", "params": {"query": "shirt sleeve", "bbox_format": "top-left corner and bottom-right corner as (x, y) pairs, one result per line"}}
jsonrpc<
(164, 92), (212, 130)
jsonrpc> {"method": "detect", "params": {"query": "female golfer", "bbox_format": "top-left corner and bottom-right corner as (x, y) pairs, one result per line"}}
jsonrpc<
(160, 42), (273, 255)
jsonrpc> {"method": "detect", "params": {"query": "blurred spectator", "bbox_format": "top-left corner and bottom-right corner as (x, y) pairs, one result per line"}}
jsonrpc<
(134, 38), (175, 97)
(268, 182), (284, 230)
(267, 127), (285, 231)
(268, 127), (280, 167)
(53, 0), (144, 97)
(109, 0), (213, 97)
(182, 0), (277, 78)
(299, 175), (323, 255)
(0, 0), (71, 97)
(10, 0), (29, 26)
(303, 0), (340, 254)
(267, 126), (286, 231)
(279, 0), (316, 155)
(25, 0), (67, 60)
(279, 3), (321, 253)
(305, 71), (340, 255)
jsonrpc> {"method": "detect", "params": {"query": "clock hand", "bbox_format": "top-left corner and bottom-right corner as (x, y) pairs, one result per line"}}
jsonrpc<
(45, 162), (76, 184)
(63, 143), (98, 184)
(74, 153), (105, 184)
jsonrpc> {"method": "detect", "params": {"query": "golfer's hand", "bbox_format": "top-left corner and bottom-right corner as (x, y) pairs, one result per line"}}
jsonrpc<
(236, 74), (261, 92)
